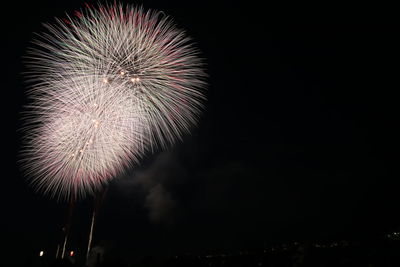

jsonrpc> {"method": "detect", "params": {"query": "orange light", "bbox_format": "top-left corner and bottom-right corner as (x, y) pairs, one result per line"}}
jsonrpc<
(70, 251), (74, 257)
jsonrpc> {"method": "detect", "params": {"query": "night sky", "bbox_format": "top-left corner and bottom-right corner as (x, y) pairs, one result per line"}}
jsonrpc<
(3, 1), (400, 266)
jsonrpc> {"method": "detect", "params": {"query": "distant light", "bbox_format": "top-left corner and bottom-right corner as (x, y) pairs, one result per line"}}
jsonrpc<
(70, 251), (74, 257)
(39, 251), (44, 257)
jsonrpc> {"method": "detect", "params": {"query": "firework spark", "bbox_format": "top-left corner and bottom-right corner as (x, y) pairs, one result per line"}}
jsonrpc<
(21, 3), (206, 200)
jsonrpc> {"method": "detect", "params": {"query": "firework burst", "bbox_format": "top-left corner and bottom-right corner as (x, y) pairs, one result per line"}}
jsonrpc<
(21, 3), (206, 200)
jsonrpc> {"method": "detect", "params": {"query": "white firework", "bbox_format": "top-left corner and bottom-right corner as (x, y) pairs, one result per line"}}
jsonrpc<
(21, 3), (206, 200)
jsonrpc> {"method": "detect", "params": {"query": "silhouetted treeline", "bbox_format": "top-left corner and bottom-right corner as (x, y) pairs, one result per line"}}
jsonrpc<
(20, 239), (400, 267)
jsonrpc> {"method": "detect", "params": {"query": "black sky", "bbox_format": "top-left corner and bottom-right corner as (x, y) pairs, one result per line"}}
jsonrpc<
(3, 1), (400, 266)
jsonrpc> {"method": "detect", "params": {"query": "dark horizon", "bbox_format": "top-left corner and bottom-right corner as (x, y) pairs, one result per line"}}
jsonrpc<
(3, 1), (400, 266)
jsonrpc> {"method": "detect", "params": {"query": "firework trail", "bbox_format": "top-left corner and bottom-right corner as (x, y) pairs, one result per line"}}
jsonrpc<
(21, 3), (206, 200)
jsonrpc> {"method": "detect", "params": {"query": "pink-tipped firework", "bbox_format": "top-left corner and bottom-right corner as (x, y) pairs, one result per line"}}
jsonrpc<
(20, 3), (206, 200)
